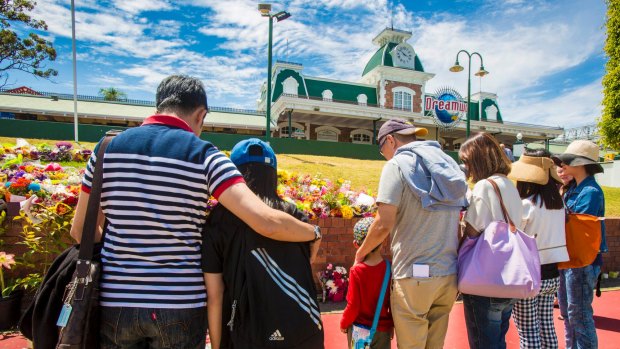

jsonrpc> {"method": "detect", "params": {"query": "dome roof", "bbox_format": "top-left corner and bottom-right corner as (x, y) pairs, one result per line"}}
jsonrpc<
(362, 42), (425, 76)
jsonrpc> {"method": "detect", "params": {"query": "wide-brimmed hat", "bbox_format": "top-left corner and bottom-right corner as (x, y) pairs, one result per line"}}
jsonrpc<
(377, 118), (428, 146)
(509, 155), (562, 185)
(551, 140), (603, 174)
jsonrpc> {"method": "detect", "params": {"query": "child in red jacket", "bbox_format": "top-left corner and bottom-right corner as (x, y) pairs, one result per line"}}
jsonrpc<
(340, 217), (394, 349)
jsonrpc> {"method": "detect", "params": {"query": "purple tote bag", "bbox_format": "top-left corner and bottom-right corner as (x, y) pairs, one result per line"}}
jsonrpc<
(457, 179), (541, 299)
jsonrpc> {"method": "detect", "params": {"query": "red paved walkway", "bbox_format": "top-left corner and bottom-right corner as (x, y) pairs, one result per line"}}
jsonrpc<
(323, 289), (620, 349)
(2, 290), (619, 348)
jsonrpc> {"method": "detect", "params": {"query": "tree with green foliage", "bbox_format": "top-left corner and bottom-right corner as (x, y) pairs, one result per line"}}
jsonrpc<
(0, 0), (57, 87)
(99, 87), (127, 101)
(601, 0), (620, 150)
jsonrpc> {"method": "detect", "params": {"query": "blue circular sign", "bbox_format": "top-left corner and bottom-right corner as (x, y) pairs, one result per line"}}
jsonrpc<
(424, 87), (467, 128)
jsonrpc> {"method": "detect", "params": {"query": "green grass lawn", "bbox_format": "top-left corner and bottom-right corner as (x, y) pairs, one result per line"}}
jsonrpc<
(3, 137), (619, 217)
(603, 186), (620, 218)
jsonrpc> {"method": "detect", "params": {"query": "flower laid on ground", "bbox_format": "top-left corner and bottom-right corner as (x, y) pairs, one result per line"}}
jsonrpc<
(317, 262), (349, 302)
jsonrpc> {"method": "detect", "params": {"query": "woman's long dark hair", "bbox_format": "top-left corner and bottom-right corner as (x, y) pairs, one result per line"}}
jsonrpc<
(237, 161), (294, 215)
(516, 149), (563, 210)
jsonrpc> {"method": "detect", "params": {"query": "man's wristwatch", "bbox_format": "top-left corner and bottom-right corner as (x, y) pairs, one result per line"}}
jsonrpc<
(312, 225), (322, 242)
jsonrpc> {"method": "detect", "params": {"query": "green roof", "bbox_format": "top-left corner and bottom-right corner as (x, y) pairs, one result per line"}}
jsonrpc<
(469, 98), (503, 122)
(304, 78), (377, 105)
(271, 69), (308, 102)
(362, 42), (425, 76)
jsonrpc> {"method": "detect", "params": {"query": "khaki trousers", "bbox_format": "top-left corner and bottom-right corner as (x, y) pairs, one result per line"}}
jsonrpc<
(391, 274), (458, 349)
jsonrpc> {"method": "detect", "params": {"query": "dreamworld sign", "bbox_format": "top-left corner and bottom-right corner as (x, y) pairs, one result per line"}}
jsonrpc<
(424, 87), (467, 128)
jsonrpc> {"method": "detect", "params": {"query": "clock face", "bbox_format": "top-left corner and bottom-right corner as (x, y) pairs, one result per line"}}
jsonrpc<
(394, 45), (414, 66)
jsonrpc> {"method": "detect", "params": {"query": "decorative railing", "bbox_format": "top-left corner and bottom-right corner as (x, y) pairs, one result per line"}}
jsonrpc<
(276, 93), (563, 131)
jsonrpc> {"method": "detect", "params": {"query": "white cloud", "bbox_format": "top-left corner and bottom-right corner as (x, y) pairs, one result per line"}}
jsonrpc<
(111, 0), (173, 15)
(21, 0), (605, 128)
(502, 79), (603, 127)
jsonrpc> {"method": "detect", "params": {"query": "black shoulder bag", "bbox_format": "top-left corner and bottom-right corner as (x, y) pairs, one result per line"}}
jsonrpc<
(19, 131), (119, 349)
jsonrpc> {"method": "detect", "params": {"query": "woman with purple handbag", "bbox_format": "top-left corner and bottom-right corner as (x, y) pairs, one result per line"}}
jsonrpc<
(509, 149), (569, 348)
(458, 133), (526, 349)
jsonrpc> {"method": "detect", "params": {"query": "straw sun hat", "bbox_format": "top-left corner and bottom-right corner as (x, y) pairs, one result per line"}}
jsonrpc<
(509, 155), (562, 185)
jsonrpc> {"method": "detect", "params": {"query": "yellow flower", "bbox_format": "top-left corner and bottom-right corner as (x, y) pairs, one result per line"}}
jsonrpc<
(341, 205), (354, 219)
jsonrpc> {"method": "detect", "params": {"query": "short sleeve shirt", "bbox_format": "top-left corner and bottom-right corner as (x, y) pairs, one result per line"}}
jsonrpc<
(83, 115), (244, 309)
(377, 160), (459, 279)
(465, 174), (524, 232)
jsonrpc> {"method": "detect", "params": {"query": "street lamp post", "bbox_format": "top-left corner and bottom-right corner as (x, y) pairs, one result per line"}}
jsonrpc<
(449, 50), (489, 139)
(259, 4), (291, 143)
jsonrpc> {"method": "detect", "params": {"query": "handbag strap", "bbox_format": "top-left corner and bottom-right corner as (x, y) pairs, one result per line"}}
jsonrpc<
(486, 178), (516, 233)
(368, 260), (391, 342)
(78, 130), (120, 261)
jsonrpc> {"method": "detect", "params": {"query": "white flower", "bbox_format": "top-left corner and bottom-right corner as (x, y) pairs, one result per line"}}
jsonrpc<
(354, 193), (375, 207)
(335, 266), (347, 275)
(325, 280), (337, 294)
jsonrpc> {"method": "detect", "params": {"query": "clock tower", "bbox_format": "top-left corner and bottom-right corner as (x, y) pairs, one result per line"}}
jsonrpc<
(360, 28), (435, 114)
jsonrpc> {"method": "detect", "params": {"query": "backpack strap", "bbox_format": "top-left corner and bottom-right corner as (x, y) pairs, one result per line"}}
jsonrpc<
(487, 178), (516, 233)
(367, 260), (391, 344)
(78, 130), (121, 261)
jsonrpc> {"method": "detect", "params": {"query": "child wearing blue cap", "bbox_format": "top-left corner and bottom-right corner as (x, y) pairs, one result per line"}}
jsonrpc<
(202, 138), (324, 349)
(341, 217), (393, 349)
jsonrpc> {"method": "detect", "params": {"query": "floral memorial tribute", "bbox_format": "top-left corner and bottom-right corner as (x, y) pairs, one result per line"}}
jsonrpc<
(317, 263), (349, 302)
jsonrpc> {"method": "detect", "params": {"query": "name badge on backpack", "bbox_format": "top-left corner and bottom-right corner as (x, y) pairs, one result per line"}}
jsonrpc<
(56, 304), (72, 327)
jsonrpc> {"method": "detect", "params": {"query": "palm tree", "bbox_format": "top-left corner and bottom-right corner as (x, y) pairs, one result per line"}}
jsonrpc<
(98, 87), (127, 101)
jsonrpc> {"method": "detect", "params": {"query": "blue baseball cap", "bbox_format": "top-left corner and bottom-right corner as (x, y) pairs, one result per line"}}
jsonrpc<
(230, 138), (277, 169)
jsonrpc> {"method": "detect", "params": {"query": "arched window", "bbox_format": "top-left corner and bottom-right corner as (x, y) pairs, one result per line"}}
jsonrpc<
(315, 125), (340, 142)
(278, 122), (305, 138)
(485, 104), (498, 121)
(350, 129), (373, 144)
(393, 86), (414, 111)
(282, 76), (299, 96)
(322, 89), (333, 101)
(357, 94), (367, 105)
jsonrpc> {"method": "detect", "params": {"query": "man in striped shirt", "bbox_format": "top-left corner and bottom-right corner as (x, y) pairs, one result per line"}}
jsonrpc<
(70, 75), (321, 349)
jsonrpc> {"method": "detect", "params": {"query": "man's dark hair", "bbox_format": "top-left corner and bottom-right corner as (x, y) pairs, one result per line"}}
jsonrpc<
(156, 75), (208, 117)
(516, 148), (563, 210)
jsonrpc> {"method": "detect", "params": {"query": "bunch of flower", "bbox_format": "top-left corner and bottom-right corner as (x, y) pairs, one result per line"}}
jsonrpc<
(0, 139), (92, 164)
(277, 170), (376, 219)
(316, 263), (349, 302)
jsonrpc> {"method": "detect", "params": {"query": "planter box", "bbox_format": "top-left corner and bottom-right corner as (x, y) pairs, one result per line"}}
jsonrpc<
(6, 202), (20, 216)
(0, 290), (23, 331)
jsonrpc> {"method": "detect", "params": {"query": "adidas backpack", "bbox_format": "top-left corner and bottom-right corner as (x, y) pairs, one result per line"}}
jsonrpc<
(204, 202), (325, 349)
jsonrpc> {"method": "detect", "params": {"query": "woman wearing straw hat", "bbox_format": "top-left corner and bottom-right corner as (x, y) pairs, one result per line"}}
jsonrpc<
(552, 140), (607, 349)
(509, 149), (570, 348)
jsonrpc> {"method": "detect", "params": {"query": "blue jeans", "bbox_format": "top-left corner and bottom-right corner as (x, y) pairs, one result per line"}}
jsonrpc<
(100, 307), (207, 349)
(462, 294), (516, 349)
(558, 265), (600, 349)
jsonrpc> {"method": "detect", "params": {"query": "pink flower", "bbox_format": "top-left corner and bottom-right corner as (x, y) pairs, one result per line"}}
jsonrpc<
(0, 252), (16, 270)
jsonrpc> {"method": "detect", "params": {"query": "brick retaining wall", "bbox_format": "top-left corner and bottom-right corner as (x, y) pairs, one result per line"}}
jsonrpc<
(3, 217), (620, 289)
(602, 218), (620, 273)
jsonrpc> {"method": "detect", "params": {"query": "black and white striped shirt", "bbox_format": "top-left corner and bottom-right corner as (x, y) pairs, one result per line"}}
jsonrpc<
(82, 115), (244, 308)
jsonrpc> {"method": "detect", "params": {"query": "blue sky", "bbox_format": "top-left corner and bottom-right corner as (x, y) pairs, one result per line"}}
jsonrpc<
(8, 0), (607, 128)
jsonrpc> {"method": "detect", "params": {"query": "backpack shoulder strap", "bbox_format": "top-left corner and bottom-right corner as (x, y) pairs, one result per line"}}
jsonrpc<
(78, 130), (121, 261)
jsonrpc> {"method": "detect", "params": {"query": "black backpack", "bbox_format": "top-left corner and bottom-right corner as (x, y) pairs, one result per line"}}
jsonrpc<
(204, 203), (324, 349)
